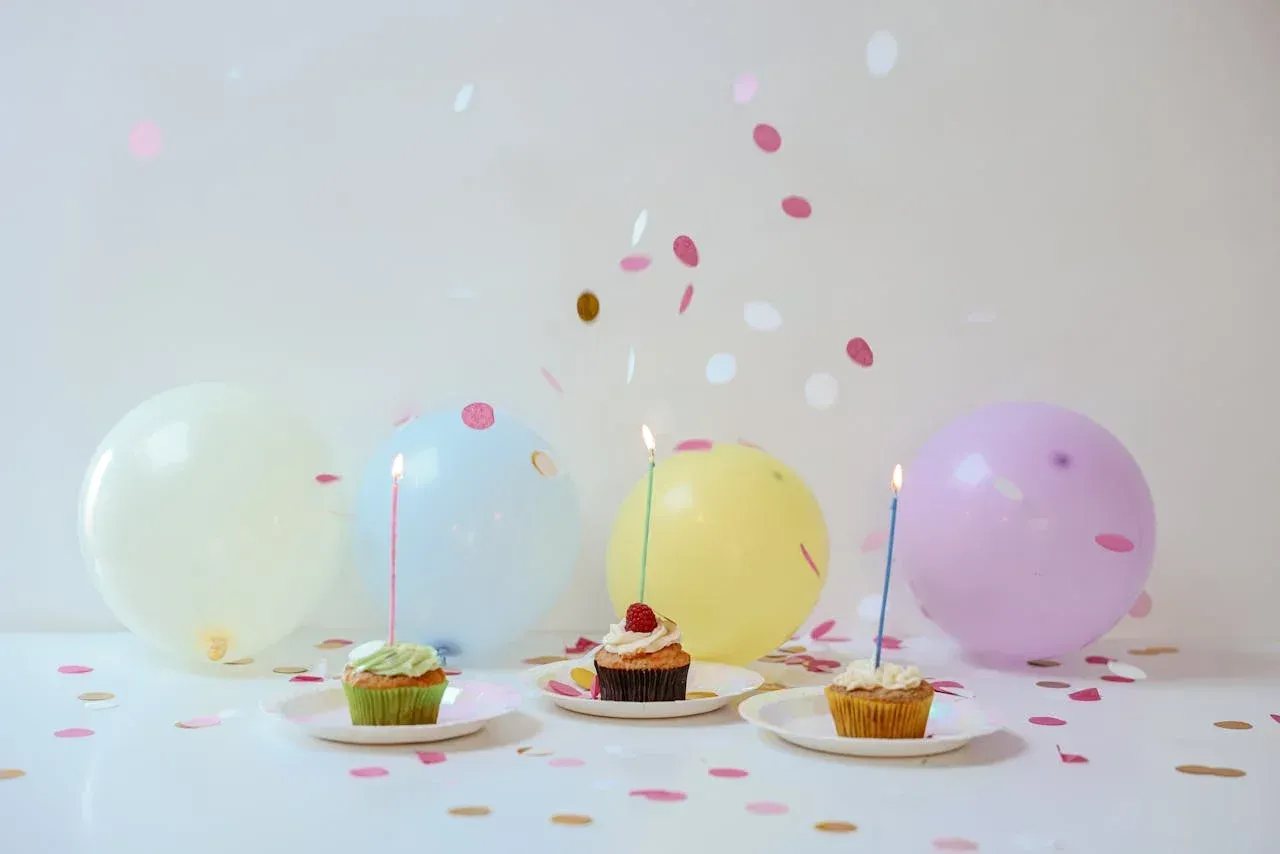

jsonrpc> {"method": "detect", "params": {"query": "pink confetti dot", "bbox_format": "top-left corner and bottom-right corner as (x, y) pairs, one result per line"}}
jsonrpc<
(314, 473), (340, 484)
(874, 635), (903, 650)
(1095, 533), (1135, 552)
(678, 284), (694, 314)
(54, 728), (94, 738)
(620, 254), (652, 272)
(932, 839), (979, 851)
(860, 528), (889, 552)
(810, 619), (836, 639)
(1101, 674), (1134, 684)
(349, 766), (389, 778)
(1128, 589), (1153, 618)
(57, 665), (93, 674)
(540, 367), (564, 394)
(1271, 714), (1280, 724)
(1029, 716), (1067, 727)
(732, 73), (758, 104)
(629, 789), (687, 802)
(781, 196), (811, 218)
(674, 438), (714, 452)
(416, 751), (447, 765)
(708, 767), (748, 778)
(461, 402), (495, 430)
(1068, 688), (1101, 702)
(128, 121), (162, 159)
(846, 337), (874, 367)
(746, 801), (789, 815)
(177, 716), (222, 728)
(323, 638), (353, 645)
(548, 758), (585, 768)
(930, 680), (966, 690)
(1085, 655), (1113, 665)
(289, 675), (324, 683)
(673, 235), (699, 268)
(752, 123), (782, 153)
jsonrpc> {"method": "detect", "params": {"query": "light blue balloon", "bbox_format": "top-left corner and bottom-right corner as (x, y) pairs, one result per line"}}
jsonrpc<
(354, 404), (579, 659)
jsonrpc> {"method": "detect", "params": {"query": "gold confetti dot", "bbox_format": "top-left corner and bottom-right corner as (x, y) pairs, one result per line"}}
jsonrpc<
(1176, 765), (1246, 777)
(517, 746), (533, 754)
(448, 806), (491, 817)
(570, 668), (595, 690)
(757, 682), (788, 692)
(1214, 721), (1253, 730)
(815, 821), (857, 833)
(758, 654), (789, 663)
(778, 645), (806, 654)
(1130, 646), (1179, 656)
(532, 451), (559, 478)
(78, 692), (115, 702)
(1036, 681), (1071, 689)
(315, 641), (349, 650)
(0, 769), (26, 780)
(551, 813), (593, 826)
(1027, 659), (1061, 668)
(686, 691), (718, 699)
(224, 658), (254, 666)
(523, 655), (568, 665)
(576, 291), (600, 323)
(272, 666), (308, 675)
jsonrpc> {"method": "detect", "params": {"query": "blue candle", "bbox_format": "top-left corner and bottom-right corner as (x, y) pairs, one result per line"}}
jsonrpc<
(873, 464), (903, 669)
(638, 424), (657, 602)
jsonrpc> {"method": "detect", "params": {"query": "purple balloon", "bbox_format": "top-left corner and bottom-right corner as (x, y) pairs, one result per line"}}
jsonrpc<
(896, 403), (1155, 660)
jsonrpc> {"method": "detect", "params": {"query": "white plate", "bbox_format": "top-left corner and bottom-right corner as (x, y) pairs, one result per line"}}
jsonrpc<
(524, 659), (763, 719)
(738, 686), (1000, 757)
(268, 681), (521, 745)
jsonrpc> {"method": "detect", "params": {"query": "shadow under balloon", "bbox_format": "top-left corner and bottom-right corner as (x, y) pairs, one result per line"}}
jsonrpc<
(749, 727), (1027, 768)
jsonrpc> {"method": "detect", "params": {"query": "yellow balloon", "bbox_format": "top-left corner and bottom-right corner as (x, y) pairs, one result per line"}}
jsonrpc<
(606, 442), (828, 665)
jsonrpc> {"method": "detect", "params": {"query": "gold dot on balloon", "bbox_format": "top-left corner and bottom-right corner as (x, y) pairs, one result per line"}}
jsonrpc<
(551, 813), (593, 826)
(532, 450), (559, 477)
(576, 291), (600, 323)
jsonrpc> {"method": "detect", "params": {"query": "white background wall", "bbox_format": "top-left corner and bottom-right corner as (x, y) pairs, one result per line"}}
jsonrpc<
(3, 0), (1278, 641)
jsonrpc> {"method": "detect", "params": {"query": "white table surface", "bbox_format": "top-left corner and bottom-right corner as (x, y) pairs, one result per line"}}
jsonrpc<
(1, 630), (1274, 854)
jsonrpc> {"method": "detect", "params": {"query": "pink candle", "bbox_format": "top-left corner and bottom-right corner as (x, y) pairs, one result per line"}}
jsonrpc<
(389, 453), (404, 644)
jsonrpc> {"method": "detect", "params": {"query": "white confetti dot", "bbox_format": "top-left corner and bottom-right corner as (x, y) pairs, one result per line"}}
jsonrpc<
(705, 353), (737, 385)
(743, 301), (782, 331)
(804, 373), (839, 409)
(626, 346), (636, 384)
(1106, 660), (1147, 681)
(631, 210), (648, 247)
(454, 84), (474, 112)
(857, 595), (882, 622)
(866, 31), (898, 78)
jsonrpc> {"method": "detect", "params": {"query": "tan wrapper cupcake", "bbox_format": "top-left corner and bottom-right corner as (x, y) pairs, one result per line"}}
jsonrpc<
(825, 660), (934, 739)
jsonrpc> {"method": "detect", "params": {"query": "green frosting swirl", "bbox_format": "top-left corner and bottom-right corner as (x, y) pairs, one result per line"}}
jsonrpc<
(349, 642), (442, 677)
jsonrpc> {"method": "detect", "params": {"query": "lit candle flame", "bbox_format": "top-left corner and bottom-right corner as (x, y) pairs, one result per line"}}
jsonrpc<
(891, 464), (903, 493)
(391, 453), (404, 482)
(641, 424), (655, 453)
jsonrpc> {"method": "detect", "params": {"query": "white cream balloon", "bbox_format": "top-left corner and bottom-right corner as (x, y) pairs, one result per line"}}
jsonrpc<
(78, 383), (345, 665)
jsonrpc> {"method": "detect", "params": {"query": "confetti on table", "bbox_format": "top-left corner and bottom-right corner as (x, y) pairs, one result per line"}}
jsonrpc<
(778, 645), (806, 654)
(449, 806), (491, 817)
(453, 83), (474, 112)
(272, 666), (308, 675)
(620, 254), (651, 272)
(539, 368), (564, 393)
(631, 210), (648, 246)
(224, 657), (254, 665)
(673, 235), (699, 267)
(532, 451), (559, 477)
(523, 656), (568, 665)
(1271, 714), (1280, 724)
(845, 337), (874, 367)
(1084, 656), (1113, 665)
(546, 679), (584, 697)
(57, 665), (93, 675)
(551, 814), (593, 826)
(1027, 660), (1061, 668)
(709, 768), (748, 778)
(1100, 675), (1134, 683)
(746, 801), (789, 815)
(1128, 590), (1153, 618)
(314, 473), (340, 484)
(705, 353), (737, 384)
(128, 121), (162, 158)
(932, 838), (979, 851)
(175, 716), (221, 729)
(1029, 716), (1066, 727)
(678, 284), (694, 314)
(757, 682), (788, 692)
(1128, 646), (1178, 656)
(1056, 745), (1089, 764)
(930, 681), (966, 690)
(687, 691), (718, 699)
(549, 758), (585, 768)
(732, 73), (758, 103)
(416, 751), (448, 764)
(316, 638), (353, 649)
(630, 789), (688, 802)
(743, 300), (782, 331)
(568, 667), (595, 690)
(1175, 765), (1245, 778)
(1106, 661), (1147, 681)
(1036, 681), (1071, 689)
(1068, 688), (1101, 702)
(1214, 721), (1253, 730)
(1095, 533), (1135, 552)
(576, 290), (600, 323)
(752, 123), (782, 153)
(461, 402), (495, 430)
(54, 728), (94, 738)
(77, 691), (114, 701)
(815, 821), (857, 833)
(290, 675), (324, 683)
(350, 766), (389, 778)
(781, 196), (812, 218)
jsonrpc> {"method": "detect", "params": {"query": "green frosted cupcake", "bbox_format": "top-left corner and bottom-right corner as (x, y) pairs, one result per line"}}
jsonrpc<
(341, 641), (448, 726)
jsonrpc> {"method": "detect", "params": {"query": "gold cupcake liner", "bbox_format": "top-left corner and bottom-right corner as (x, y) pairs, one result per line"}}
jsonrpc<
(824, 686), (931, 739)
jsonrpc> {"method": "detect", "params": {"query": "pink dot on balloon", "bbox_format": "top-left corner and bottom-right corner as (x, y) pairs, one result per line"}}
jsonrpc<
(674, 438), (714, 452)
(708, 767), (748, 778)
(678, 285), (694, 314)
(932, 839), (979, 851)
(128, 121), (162, 159)
(746, 801), (789, 815)
(1029, 716), (1067, 727)
(54, 728), (94, 738)
(781, 196), (811, 218)
(753, 123), (782, 153)
(800, 543), (819, 576)
(350, 766), (389, 778)
(461, 402), (495, 430)
(620, 255), (652, 272)
(846, 337), (874, 367)
(1128, 590), (1153, 618)
(732, 73), (758, 104)
(416, 751), (447, 765)
(673, 235), (699, 268)
(1095, 533), (1135, 552)
(548, 758), (585, 768)
(57, 665), (93, 674)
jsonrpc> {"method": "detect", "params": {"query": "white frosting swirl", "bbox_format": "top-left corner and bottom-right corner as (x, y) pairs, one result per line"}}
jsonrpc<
(347, 640), (386, 663)
(601, 617), (681, 655)
(831, 659), (923, 691)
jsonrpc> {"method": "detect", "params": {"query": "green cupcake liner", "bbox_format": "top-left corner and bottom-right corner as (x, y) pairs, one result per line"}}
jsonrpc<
(343, 681), (448, 726)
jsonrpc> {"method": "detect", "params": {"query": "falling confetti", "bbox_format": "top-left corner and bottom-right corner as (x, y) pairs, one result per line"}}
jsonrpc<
(626, 346), (636, 383)
(0, 769), (26, 780)
(314, 473), (340, 484)
(350, 767), (389, 778)
(1128, 590), (1153, 618)
(549, 758), (585, 768)
(743, 300), (782, 331)
(678, 285), (694, 314)
(54, 728), (94, 738)
(1095, 533), (1135, 553)
(630, 789), (688, 802)
(800, 544), (820, 576)
(845, 337), (874, 367)
(272, 666), (308, 675)
(540, 368), (564, 394)
(1214, 721), (1252, 730)
(674, 438), (714, 452)
(416, 751), (448, 764)
(746, 801), (790, 816)
(77, 692), (114, 701)
(810, 619), (837, 639)
(732, 73), (758, 103)
(1036, 681), (1071, 689)
(1175, 765), (1245, 778)
(932, 838), (978, 851)
(531, 451), (558, 477)
(576, 290), (600, 323)
(673, 235), (699, 267)
(453, 83), (474, 112)
(550, 814), (593, 826)
(1106, 661), (1147, 681)
(461, 402), (496, 430)
(175, 716), (221, 729)
(874, 635), (903, 650)
(708, 768), (748, 778)
(128, 121), (162, 159)
(1057, 745), (1089, 764)
(752, 123), (782, 153)
(1068, 688), (1101, 702)
(781, 196), (812, 218)
(804, 373), (839, 409)
(631, 210), (648, 246)
(449, 806), (491, 817)
(1027, 660), (1061, 668)
(1028, 716), (1066, 727)
(866, 31), (899, 77)
(705, 353), (737, 384)
(815, 822), (857, 833)
(57, 665), (93, 675)
(620, 255), (651, 272)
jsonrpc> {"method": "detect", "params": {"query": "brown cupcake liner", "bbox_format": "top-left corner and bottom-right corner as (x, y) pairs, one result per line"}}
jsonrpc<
(596, 663), (689, 702)
(824, 687), (931, 739)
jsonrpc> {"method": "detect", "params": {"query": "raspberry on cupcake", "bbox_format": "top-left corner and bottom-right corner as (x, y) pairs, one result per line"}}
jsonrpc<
(593, 603), (691, 702)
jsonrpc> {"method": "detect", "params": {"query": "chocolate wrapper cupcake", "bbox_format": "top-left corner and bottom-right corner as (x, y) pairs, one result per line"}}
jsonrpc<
(593, 603), (692, 702)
